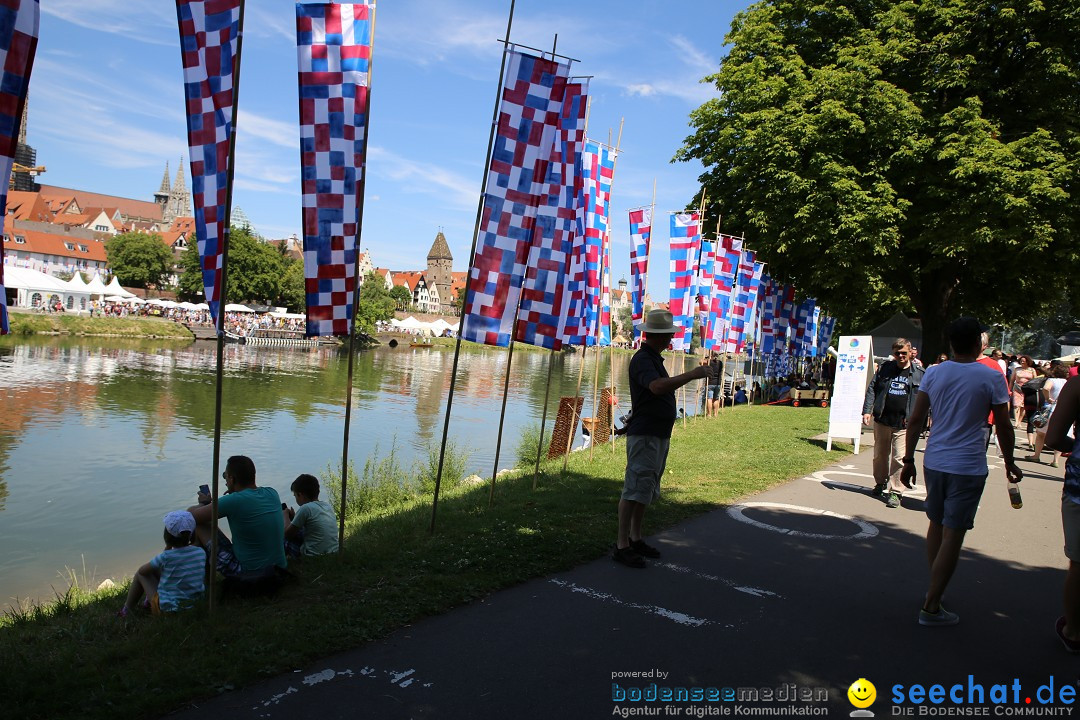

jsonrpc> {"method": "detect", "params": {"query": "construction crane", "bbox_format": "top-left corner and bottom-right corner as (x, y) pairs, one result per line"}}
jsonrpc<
(9, 162), (45, 189)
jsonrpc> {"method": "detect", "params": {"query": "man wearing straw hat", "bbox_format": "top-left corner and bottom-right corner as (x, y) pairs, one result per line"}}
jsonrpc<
(614, 309), (711, 568)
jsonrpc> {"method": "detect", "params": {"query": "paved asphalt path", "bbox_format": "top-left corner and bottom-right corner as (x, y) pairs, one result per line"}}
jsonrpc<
(167, 429), (1077, 719)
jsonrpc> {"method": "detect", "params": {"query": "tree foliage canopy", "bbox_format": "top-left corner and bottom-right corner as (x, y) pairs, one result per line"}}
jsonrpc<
(356, 271), (395, 334)
(178, 226), (303, 309)
(677, 0), (1080, 355)
(104, 232), (174, 290)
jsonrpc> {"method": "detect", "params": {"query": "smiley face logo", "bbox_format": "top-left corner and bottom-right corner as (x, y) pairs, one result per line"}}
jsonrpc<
(848, 678), (876, 709)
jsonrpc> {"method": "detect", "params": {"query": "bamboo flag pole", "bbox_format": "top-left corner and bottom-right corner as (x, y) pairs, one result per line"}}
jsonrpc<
(608, 119), (624, 454)
(338, 3), (378, 554)
(489, 323), (518, 506)
(532, 349), (556, 489)
(692, 190), (707, 421)
(562, 345), (587, 471)
(431, 0), (516, 534)
(204, 0), (247, 613)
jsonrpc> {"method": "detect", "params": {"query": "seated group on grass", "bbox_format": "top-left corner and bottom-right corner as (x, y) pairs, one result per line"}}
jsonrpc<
(119, 456), (338, 617)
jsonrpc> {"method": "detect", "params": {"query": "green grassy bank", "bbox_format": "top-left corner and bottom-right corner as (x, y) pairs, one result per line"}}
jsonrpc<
(0, 406), (848, 720)
(4, 311), (194, 338)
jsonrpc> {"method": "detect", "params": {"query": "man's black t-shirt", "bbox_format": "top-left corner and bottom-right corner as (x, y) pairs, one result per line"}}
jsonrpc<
(625, 344), (677, 438)
(878, 367), (913, 429)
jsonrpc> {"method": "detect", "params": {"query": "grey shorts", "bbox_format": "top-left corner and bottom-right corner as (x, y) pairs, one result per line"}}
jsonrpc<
(622, 435), (670, 505)
(923, 467), (987, 530)
(1063, 496), (1080, 562)
(706, 385), (722, 401)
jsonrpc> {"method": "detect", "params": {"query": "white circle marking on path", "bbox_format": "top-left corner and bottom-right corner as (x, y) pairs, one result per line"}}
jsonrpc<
(727, 502), (879, 540)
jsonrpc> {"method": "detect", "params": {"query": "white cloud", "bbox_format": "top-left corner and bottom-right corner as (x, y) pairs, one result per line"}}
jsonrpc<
(367, 146), (477, 210)
(42, 1), (175, 46)
(237, 110), (297, 150)
(670, 34), (719, 76)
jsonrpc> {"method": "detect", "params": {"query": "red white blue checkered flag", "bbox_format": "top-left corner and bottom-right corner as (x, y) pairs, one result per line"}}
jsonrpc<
(176, 0), (242, 325)
(628, 207), (652, 338)
(515, 80), (588, 350)
(462, 50), (571, 347)
(710, 234), (740, 350)
(817, 314), (836, 355)
(0, 0), (38, 335)
(668, 212), (700, 352)
(296, 2), (374, 337)
(697, 239), (715, 350)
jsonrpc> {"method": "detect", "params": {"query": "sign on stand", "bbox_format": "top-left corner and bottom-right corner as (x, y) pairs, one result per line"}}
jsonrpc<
(826, 336), (874, 453)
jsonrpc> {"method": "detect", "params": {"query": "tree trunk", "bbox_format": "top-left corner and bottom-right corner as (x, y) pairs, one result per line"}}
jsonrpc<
(913, 268), (959, 361)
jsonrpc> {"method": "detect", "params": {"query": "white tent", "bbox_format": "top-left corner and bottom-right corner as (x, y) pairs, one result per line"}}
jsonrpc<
(65, 273), (88, 291)
(104, 295), (128, 303)
(3, 265), (91, 310)
(225, 303), (256, 312)
(398, 316), (425, 330)
(104, 276), (138, 298)
(430, 318), (455, 333)
(85, 273), (108, 296)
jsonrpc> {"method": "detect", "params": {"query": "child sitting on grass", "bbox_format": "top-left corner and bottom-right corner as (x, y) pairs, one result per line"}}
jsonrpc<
(283, 474), (339, 557)
(118, 510), (206, 616)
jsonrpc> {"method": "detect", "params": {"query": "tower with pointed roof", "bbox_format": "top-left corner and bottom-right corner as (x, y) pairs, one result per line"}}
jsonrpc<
(154, 162), (171, 217)
(426, 230), (453, 313)
(164, 158), (191, 223)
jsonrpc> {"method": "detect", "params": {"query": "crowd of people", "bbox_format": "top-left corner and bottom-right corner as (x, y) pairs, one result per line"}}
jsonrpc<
(118, 456), (338, 617)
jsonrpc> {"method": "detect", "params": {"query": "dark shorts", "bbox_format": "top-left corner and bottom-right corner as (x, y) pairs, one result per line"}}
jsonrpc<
(923, 468), (987, 530)
(210, 531), (243, 578)
(706, 384), (722, 401)
(622, 435), (670, 505)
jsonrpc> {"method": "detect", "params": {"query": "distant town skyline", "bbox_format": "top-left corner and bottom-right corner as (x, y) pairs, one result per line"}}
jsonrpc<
(29, 0), (747, 294)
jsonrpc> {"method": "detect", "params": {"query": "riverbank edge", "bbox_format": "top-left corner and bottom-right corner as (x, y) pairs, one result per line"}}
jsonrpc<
(5, 311), (195, 339)
(0, 407), (849, 720)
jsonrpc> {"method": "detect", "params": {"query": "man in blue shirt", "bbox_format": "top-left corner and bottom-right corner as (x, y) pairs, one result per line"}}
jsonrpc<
(614, 310), (711, 568)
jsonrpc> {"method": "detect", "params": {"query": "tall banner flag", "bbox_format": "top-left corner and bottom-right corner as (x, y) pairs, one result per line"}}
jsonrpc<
(697, 239), (715, 350)
(759, 275), (776, 354)
(576, 140), (615, 347)
(774, 283), (796, 353)
(0, 0), (38, 335)
(515, 80), (588, 349)
(628, 207), (651, 338)
(807, 304), (821, 357)
(296, 2), (374, 337)
(710, 234), (739, 350)
(793, 298), (817, 356)
(462, 50), (570, 347)
(818, 314), (837, 355)
(668, 212), (699, 352)
(177, 0), (243, 325)
(726, 250), (760, 353)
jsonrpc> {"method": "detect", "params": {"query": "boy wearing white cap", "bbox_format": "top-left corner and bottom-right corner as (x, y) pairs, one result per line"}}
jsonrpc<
(118, 510), (206, 616)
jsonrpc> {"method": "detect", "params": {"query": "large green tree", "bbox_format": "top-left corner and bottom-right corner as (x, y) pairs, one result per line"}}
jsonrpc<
(677, 0), (1080, 357)
(105, 232), (174, 290)
(177, 226), (288, 305)
(356, 271), (395, 334)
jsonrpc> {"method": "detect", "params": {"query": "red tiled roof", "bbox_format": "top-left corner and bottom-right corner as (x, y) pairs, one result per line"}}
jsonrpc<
(6, 191), (54, 222)
(54, 214), (89, 226)
(392, 271), (424, 291)
(38, 184), (163, 221)
(4, 224), (108, 263)
(168, 216), (195, 233)
(158, 230), (186, 248)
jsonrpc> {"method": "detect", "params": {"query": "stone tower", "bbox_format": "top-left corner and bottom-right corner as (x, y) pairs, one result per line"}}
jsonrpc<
(165, 158), (191, 223)
(154, 162), (171, 217)
(426, 230), (453, 292)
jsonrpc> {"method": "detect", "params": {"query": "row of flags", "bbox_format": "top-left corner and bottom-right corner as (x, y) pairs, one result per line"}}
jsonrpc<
(0, 0), (40, 335)
(459, 48), (615, 351)
(625, 208), (835, 366)
(175, 0), (376, 335)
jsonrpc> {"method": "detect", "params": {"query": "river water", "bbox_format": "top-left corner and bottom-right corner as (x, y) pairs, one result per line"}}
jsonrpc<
(0, 337), (703, 605)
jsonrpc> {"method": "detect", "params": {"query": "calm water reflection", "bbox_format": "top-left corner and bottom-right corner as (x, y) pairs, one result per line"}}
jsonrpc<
(0, 337), (704, 604)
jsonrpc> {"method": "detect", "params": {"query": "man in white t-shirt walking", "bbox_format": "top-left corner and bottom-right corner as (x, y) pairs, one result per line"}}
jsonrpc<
(900, 317), (1023, 626)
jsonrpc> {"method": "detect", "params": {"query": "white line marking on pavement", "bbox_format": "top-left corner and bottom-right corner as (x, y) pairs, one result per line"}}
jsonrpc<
(656, 562), (784, 599)
(726, 502), (879, 540)
(549, 579), (728, 627)
(805, 470), (926, 497)
(253, 666), (432, 712)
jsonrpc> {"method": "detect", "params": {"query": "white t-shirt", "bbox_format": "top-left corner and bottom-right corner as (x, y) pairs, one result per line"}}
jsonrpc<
(920, 361), (1010, 475)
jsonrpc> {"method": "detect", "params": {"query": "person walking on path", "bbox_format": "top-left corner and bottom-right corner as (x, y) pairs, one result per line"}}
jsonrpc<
(1045, 375), (1080, 652)
(1026, 364), (1069, 467)
(862, 338), (924, 508)
(900, 317), (1022, 627)
(614, 309), (710, 569)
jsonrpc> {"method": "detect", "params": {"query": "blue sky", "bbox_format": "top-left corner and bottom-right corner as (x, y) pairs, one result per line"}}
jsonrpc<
(32, 0), (747, 287)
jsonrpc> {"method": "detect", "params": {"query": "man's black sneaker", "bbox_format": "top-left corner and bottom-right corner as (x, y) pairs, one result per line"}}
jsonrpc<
(871, 483), (887, 498)
(886, 492), (901, 509)
(613, 546), (646, 568)
(630, 539), (661, 559)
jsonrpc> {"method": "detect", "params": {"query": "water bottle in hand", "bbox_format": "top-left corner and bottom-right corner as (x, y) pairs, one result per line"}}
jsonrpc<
(1008, 481), (1022, 509)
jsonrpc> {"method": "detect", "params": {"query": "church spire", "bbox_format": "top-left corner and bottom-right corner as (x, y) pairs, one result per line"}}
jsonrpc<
(158, 162), (171, 194)
(165, 157), (191, 223)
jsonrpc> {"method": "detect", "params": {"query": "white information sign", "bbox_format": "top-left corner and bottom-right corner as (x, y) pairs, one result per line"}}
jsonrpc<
(826, 335), (874, 453)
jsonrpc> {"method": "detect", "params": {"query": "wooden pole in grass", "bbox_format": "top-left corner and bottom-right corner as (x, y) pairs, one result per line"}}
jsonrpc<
(199, 0), (247, 612)
(338, 2), (378, 554)
(532, 348), (556, 489)
(430, 0), (516, 533)
(562, 345), (587, 472)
